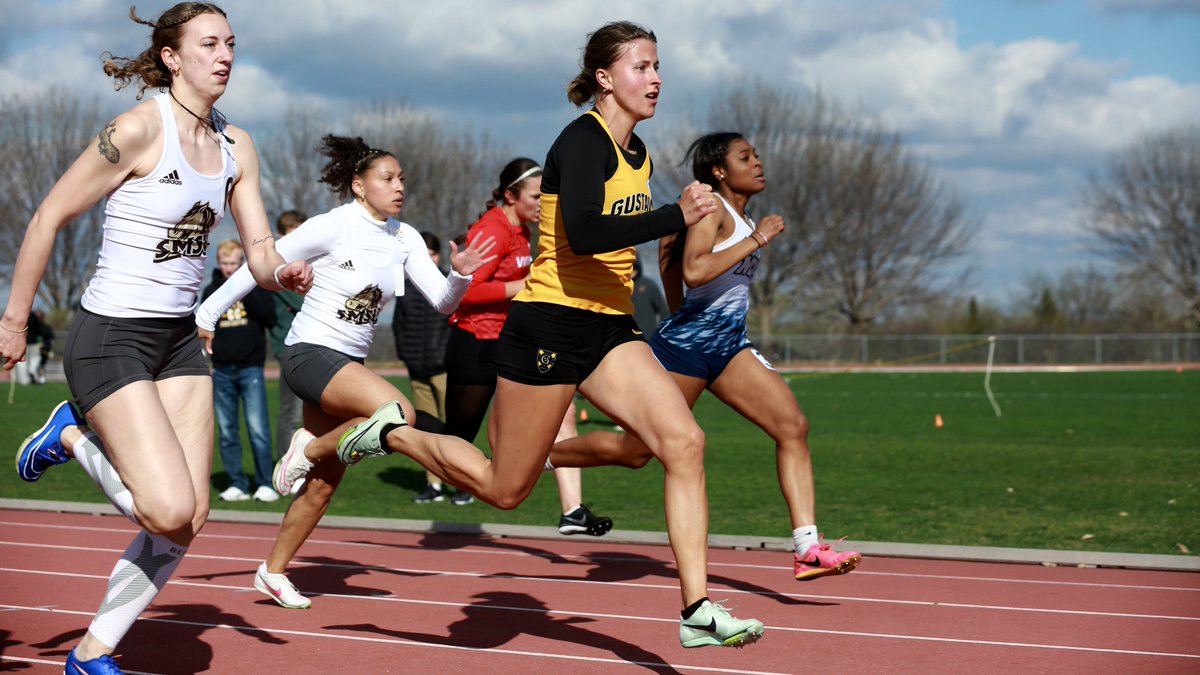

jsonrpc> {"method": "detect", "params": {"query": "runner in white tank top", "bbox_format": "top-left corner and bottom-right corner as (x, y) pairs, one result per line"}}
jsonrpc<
(83, 93), (237, 318)
(1, 7), (311, 671)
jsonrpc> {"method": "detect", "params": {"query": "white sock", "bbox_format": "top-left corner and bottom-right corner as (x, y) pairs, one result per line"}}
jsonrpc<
(793, 525), (819, 555)
(87, 531), (187, 649)
(72, 432), (136, 523)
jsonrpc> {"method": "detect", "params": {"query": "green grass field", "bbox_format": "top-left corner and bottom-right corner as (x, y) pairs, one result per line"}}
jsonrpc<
(2, 370), (1196, 555)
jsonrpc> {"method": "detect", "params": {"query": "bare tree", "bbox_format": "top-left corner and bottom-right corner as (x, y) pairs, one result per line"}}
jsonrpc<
(0, 89), (110, 313)
(258, 105), (337, 219)
(1082, 125), (1200, 328)
(655, 83), (975, 335)
(347, 101), (509, 246)
(1055, 265), (1115, 328)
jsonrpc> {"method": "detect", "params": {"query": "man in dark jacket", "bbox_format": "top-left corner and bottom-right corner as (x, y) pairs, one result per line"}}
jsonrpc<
(203, 240), (278, 503)
(632, 256), (669, 333)
(392, 232), (471, 504)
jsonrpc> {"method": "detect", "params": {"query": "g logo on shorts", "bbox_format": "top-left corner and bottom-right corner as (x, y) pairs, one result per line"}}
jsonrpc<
(537, 349), (557, 374)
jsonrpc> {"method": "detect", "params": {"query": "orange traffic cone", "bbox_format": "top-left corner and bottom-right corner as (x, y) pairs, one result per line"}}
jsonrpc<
(579, 408), (589, 423)
(934, 414), (944, 428)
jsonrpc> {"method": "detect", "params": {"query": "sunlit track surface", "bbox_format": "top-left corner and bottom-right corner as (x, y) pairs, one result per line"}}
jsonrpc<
(1, 509), (1196, 674)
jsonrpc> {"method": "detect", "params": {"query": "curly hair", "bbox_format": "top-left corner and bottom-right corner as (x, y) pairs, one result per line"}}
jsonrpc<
(662, 131), (745, 271)
(317, 135), (396, 200)
(566, 21), (656, 107)
(100, 3), (227, 99)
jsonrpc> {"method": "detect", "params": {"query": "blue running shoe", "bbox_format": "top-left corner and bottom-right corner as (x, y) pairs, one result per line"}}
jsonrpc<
(16, 400), (84, 482)
(65, 647), (124, 674)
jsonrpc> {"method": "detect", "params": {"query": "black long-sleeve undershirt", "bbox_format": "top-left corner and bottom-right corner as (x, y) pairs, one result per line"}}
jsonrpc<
(542, 113), (685, 255)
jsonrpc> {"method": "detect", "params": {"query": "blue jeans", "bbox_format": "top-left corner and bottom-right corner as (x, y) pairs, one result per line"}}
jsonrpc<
(213, 365), (273, 491)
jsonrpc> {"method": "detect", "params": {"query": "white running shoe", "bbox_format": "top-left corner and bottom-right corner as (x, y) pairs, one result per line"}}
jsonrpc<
(218, 485), (251, 502)
(274, 428), (315, 495)
(253, 485), (280, 502)
(336, 401), (406, 465)
(679, 599), (764, 648)
(253, 562), (311, 609)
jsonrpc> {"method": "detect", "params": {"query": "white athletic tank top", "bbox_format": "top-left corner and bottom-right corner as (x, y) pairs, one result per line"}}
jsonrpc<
(653, 194), (760, 355)
(81, 93), (237, 318)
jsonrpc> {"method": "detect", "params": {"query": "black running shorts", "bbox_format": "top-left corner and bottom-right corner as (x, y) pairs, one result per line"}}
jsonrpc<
(279, 342), (363, 406)
(495, 301), (646, 386)
(63, 307), (209, 413)
(445, 325), (499, 386)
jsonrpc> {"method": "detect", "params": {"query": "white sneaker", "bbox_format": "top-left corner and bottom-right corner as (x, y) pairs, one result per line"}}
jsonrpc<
(218, 485), (251, 501)
(253, 485), (280, 502)
(253, 562), (311, 609)
(679, 599), (764, 648)
(274, 428), (315, 495)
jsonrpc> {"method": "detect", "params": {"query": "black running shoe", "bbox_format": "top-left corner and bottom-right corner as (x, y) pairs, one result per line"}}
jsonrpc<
(450, 489), (474, 506)
(558, 504), (613, 536)
(413, 485), (445, 504)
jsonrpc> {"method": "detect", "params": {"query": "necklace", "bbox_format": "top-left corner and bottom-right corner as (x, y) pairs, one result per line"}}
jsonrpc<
(168, 89), (235, 145)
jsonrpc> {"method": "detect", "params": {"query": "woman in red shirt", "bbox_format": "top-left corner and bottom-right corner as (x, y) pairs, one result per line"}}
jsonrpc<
(445, 158), (612, 535)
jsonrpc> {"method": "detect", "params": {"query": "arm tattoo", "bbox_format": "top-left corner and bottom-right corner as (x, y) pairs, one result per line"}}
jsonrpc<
(97, 121), (120, 164)
(251, 235), (275, 246)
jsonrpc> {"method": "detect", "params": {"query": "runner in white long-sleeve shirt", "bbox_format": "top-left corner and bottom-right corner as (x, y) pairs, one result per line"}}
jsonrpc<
(197, 134), (495, 609)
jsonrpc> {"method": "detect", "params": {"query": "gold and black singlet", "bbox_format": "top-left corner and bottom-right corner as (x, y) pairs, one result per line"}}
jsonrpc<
(515, 110), (685, 315)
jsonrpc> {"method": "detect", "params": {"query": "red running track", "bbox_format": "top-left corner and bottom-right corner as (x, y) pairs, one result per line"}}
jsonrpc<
(1, 509), (1197, 674)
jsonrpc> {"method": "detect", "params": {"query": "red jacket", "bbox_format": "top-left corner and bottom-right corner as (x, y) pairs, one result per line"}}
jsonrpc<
(450, 207), (532, 340)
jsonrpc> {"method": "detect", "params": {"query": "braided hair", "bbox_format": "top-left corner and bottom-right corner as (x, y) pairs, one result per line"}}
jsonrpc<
(101, 3), (227, 99)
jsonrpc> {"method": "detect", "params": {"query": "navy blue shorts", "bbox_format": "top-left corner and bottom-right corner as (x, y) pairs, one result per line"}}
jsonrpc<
(650, 332), (765, 384)
(495, 302), (645, 386)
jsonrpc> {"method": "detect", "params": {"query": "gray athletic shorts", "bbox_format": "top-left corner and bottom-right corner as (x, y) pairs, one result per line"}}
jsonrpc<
(63, 307), (209, 413)
(280, 342), (363, 406)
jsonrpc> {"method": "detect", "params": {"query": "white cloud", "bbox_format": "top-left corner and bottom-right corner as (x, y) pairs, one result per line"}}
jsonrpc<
(3, 0), (1196, 298)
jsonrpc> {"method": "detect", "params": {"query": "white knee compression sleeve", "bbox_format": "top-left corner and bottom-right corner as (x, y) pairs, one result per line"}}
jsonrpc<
(73, 432), (136, 522)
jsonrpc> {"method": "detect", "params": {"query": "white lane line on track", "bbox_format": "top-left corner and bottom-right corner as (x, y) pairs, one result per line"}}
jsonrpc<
(2, 601), (1197, 663)
(1, 555), (1198, 623)
(3, 524), (1197, 593)
(0, 603), (787, 675)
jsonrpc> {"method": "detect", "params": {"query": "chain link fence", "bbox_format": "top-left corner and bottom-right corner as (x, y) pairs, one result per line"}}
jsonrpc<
(750, 333), (1200, 367)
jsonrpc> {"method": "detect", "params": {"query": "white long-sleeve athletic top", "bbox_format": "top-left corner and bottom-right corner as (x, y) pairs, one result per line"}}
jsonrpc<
(197, 201), (469, 359)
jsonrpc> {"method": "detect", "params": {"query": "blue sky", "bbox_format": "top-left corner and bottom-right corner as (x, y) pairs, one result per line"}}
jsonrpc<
(2, 0), (1198, 310)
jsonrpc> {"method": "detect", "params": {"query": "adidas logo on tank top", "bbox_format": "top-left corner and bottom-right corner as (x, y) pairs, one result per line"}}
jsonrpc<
(159, 169), (183, 186)
(337, 260), (355, 271)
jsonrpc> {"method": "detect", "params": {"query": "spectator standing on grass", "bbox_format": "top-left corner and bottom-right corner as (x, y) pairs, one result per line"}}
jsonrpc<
(394, 231), (474, 505)
(631, 255), (668, 333)
(203, 239), (279, 503)
(270, 210), (308, 463)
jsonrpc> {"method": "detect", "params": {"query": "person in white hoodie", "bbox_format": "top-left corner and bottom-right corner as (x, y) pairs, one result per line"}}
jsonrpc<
(196, 134), (494, 610)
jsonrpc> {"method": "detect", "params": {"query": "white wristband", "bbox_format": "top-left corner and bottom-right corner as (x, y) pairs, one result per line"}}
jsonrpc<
(273, 264), (286, 287)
